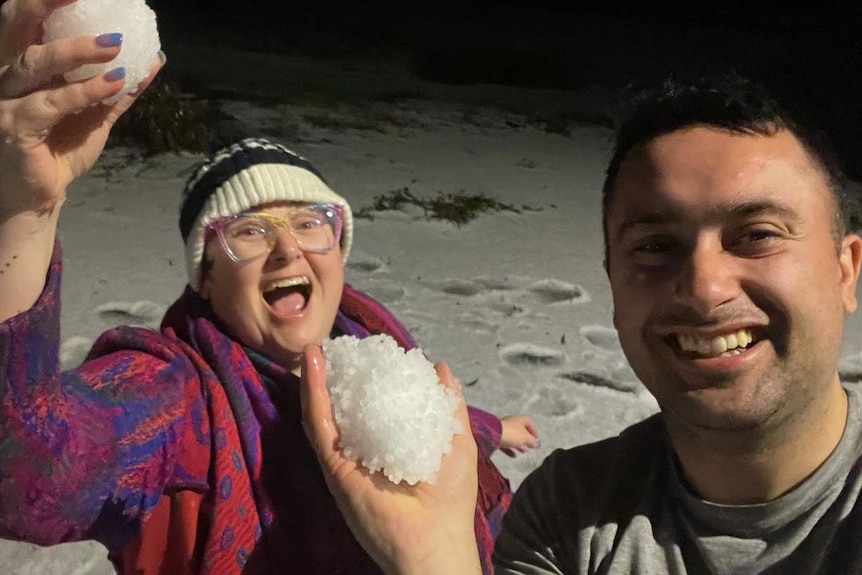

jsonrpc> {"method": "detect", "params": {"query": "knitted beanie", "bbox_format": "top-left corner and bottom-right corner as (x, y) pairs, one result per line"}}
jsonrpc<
(179, 137), (353, 292)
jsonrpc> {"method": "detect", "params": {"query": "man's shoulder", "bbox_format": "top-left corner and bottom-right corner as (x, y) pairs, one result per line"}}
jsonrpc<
(549, 414), (665, 468)
(506, 414), (670, 541)
(525, 414), (667, 502)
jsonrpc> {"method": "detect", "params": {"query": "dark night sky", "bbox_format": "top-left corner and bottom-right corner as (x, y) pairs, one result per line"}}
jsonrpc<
(148, 0), (862, 176)
(0, 0), (841, 178)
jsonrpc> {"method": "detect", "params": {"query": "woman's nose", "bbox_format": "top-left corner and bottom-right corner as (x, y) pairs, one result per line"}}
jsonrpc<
(269, 226), (302, 262)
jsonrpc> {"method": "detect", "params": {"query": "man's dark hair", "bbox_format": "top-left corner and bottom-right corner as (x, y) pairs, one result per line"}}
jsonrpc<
(601, 71), (856, 264)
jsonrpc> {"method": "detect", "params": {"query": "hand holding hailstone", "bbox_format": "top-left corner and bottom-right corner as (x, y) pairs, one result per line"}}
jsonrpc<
(0, 0), (162, 324)
(302, 343), (485, 574)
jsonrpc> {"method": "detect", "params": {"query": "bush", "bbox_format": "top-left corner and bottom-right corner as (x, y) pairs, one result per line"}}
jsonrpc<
(357, 187), (540, 226)
(109, 76), (212, 154)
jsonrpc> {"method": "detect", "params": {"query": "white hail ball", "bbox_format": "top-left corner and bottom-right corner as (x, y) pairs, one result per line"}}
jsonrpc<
(43, 0), (161, 104)
(323, 334), (463, 485)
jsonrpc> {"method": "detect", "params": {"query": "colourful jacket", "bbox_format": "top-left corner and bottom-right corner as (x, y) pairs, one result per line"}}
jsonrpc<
(0, 244), (512, 573)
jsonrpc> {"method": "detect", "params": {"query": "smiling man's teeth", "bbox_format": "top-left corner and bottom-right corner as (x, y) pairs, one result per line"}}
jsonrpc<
(677, 329), (753, 357)
(264, 276), (309, 292)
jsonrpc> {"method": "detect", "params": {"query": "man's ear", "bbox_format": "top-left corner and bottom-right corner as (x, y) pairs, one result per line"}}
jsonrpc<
(839, 233), (862, 314)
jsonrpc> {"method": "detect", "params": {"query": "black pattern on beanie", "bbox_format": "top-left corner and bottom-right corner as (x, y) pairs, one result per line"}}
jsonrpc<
(179, 137), (328, 241)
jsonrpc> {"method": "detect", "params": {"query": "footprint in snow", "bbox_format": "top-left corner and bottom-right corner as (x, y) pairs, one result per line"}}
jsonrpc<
(422, 278), (484, 297)
(455, 311), (499, 334)
(580, 325), (624, 353)
(524, 383), (584, 417)
(499, 343), (566, 367)
(346, 255), (386, 273)
(556, 370), (641, 394)
(526, 279), (590, 304)
(365, 282), (406, 303)
(423, 276), (589, 308)
(96, 300), (166, 327)
(60, 336), (94, 369)
(485, 297), (523, 317)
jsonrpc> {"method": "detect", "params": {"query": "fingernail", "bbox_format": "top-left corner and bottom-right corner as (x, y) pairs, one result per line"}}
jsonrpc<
(157, 50), (167, 66)
(95, 32), (123, 48)
(102, 67), (126, 82)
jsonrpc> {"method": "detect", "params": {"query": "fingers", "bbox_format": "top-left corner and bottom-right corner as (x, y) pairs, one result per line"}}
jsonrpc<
(0, 31), (129, 147)
(435, 360), (455, 389)
(524, 416), (539, 438)
(0, 34), (122, 97)
(0, 68), (126, 148)
(0, 0), (76, 63)
(300, 343), (340, 459)
(435, 362), (479, 477)
(105, 51), (164, 121)
(435, 361), (470, 428)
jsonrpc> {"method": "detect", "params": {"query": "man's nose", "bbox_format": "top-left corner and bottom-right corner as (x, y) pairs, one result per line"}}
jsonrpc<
(672, 242), (740, 316)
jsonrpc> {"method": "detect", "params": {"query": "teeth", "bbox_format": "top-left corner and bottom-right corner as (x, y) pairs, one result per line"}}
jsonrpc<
(264, 276), (309, 292)
(677, 329), (754, 357)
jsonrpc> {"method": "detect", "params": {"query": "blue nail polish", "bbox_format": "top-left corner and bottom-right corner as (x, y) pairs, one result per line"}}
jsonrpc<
(95, 32), (123, 48)
(102, 67), (126, 82)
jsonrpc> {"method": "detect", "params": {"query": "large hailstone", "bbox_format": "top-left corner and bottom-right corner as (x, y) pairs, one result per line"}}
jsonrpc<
(43, 0), (161, 104)
(323, 334), (463, 485)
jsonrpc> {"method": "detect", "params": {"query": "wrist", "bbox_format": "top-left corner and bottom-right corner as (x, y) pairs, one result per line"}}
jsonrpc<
(0, 198), (63, 234)
(386, 527), (482, 575)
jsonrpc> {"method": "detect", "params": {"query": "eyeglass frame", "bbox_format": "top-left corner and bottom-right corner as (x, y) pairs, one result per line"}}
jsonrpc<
(206, 203), (344, 263)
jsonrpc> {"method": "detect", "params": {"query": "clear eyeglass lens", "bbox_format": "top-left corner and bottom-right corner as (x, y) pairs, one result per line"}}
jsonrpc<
(222, 207), (337, 260)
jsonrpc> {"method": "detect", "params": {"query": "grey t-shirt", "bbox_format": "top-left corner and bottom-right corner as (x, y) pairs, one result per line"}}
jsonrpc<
(494, 384), (862, 575)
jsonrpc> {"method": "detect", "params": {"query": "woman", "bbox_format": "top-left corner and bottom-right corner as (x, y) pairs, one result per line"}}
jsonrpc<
(0, 1), (534, 573)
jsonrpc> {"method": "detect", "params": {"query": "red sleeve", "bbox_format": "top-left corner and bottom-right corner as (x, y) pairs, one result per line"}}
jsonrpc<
(0, 242), (193, 549)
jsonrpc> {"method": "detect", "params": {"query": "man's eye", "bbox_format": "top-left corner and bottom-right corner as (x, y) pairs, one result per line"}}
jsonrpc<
(745, 229), (777, 242)
(627, 236), (682, 266)
(633, 237), (676, 254)
(730, 226), (785, 255)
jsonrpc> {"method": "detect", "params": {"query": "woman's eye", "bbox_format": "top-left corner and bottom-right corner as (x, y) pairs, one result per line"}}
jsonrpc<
(229, 220), (268, 238)
(293, 215), (324, 230)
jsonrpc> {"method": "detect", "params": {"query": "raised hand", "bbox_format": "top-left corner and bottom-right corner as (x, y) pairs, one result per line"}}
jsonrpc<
(300, 343), (483, 575)
(0, 0), (161, 217)
(0, 0), (162, 320)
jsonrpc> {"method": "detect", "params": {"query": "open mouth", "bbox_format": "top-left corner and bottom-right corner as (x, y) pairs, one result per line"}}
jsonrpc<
(673, 328), (761, 358)
(263, 276), (311, 316)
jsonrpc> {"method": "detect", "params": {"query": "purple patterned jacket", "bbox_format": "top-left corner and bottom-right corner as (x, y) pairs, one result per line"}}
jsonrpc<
(0, 244), (511, 573)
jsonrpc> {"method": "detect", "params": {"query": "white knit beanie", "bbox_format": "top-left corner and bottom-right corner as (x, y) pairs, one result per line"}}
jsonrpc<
(179, 137), (353, 292)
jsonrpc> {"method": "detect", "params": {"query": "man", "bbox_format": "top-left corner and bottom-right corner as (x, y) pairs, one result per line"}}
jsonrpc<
(489, 73), (862, 574)
(301, 72), (862, 575)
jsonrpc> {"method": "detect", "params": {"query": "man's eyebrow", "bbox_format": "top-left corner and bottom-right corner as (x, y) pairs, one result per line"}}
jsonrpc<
(612, 199), (801, 242)
(726, 199), (800, 221)
(613, 210), (680, 242)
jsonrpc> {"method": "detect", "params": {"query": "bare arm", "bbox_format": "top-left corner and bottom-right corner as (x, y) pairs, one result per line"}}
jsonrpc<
(300, 344), (483, 575)
(0, 0), (161, 321)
